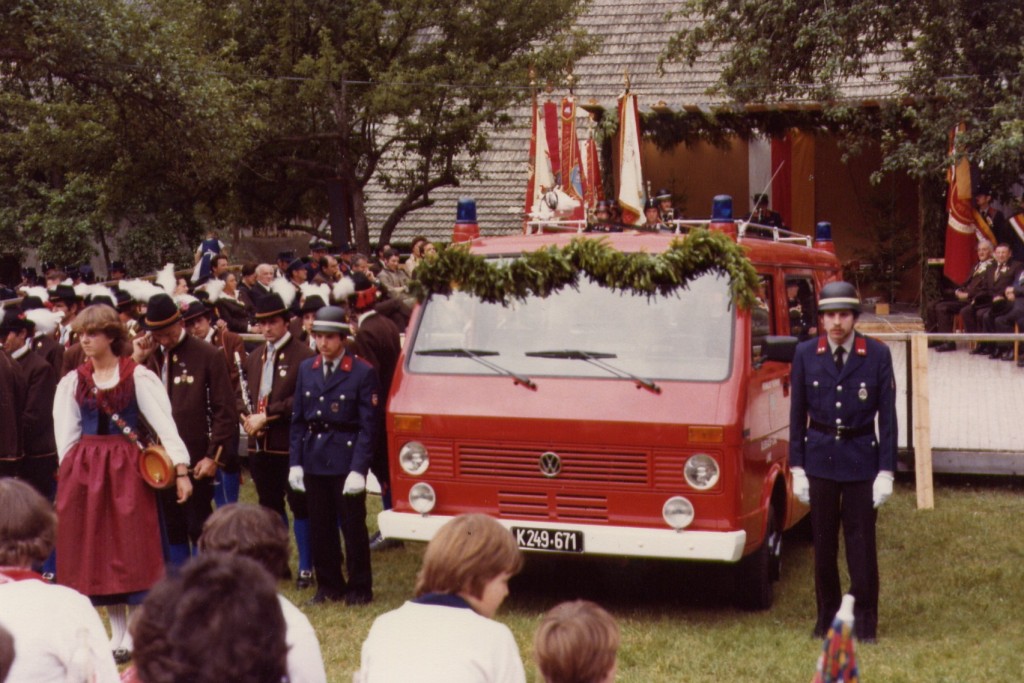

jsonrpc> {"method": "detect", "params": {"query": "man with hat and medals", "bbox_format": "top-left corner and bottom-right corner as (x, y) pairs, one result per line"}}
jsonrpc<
(789, 281), (896, 642)
(241, 287), (317, 588)
(288, 305), (380, 604)
(180, 296), (247, 506)
(132, 293), (237, 565)
(346, 273), (403, 551)
(1, 308), (58, 502)
(641, 198), (667, 232)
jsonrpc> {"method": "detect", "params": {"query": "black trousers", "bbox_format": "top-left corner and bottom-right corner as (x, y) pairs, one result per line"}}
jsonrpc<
(250, 451), (308, 521)
(808, 476), (879, 640)
(304, 473), (372, 598)
(159, 475), (215, 547)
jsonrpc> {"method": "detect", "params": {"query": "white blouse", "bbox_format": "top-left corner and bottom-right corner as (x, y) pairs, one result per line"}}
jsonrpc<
(53, 364), (191, 466)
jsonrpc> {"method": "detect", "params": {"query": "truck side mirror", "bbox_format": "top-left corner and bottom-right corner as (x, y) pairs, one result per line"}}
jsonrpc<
(763, 335), (798, 363)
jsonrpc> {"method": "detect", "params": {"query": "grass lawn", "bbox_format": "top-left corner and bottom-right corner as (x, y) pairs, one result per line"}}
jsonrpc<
(262, 476), (1024, 681)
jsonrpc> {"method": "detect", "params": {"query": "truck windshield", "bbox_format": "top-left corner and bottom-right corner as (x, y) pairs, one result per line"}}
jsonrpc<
(408, 271), (735, 382)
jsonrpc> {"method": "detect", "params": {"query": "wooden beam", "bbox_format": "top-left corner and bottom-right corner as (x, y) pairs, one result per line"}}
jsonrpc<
(909, 333), (934, 509)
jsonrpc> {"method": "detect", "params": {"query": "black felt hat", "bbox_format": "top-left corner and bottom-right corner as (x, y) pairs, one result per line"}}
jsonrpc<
(299, 294), (327, 315)
(49, 284), (80, 305)
(253, 293), (290, 321)
(141, 293), (182, 330)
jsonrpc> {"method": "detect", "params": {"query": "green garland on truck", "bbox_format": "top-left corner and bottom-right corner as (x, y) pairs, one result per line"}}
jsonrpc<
(408, 229), (761, 308)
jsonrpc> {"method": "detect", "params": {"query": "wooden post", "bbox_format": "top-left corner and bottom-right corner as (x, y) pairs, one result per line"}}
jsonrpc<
(909, 333), (934, 509)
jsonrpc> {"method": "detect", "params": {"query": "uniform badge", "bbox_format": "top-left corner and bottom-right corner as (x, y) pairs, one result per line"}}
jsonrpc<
(279, 370), (287, 378)
(372, 393), (379, 407)
(187, 376), (194, 385)
(173, 376), (181, 385)
(331, 402), (340, 413)
(858, 385), (868, 401)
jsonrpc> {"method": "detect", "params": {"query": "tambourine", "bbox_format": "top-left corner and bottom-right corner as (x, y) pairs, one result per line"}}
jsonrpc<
(139, 445), (176, 489)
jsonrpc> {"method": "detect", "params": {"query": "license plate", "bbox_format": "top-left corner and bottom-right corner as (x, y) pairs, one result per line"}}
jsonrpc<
(511, 526), (584, 553)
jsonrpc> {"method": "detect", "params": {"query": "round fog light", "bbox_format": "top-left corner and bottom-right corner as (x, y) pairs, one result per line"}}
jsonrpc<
(684, 453), (720, 490)
(662, 496), (694, 530)
(399, 441), (429, 475)
(409, 482), (436, 515)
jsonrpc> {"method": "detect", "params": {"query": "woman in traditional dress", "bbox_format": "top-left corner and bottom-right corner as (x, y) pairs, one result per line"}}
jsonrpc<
(52, 305), (192, 663)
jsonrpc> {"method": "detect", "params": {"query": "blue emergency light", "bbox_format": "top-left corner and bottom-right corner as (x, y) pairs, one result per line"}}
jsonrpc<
(712, 195), (733, 221)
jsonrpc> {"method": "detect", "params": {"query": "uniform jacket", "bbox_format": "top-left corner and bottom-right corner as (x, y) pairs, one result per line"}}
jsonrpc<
(242, 334), (315, 454)
(0, 351), (26, 461)
(289, 351), (380, 477)
(789, 333), (897, 481)
(13, 349), (57, 457)
(145, 334), (237, 466)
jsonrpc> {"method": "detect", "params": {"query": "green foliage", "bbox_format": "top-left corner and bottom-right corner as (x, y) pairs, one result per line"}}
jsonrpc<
(408, 230), (761, 308)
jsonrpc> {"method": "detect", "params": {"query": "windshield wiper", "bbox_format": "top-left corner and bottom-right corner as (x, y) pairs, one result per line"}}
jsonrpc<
(525, 349), (661, 394)
(415, 348), (536, 390)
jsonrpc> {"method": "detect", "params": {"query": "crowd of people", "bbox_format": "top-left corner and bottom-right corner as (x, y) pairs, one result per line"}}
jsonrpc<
(0, 233), (626, 682)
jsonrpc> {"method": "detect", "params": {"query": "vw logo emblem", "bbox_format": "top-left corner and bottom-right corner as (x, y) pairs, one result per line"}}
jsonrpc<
(539, 452), (561, 477)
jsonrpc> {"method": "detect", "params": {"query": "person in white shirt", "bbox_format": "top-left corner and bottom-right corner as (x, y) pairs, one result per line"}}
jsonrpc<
(0, 477), (121, 683)
(356, 514), (526, 683)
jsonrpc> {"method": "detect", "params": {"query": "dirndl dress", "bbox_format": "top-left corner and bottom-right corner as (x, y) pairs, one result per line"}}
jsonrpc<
(55, 357), (164, 600)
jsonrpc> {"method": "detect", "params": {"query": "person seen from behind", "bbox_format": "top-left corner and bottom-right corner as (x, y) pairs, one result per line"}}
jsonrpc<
(534, 600), (620, 683)
(355, 513), (526, 682)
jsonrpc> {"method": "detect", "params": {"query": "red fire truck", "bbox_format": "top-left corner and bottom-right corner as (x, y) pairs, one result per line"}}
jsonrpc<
(378, 199), (842, 608)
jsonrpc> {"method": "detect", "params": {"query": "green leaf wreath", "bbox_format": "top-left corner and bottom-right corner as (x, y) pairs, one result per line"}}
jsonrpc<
(408, 230), (761, 308)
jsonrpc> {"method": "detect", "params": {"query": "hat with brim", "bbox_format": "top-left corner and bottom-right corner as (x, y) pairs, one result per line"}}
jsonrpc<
(141, 293), (182, 331)
(0, 309), (32, 335)
(310, 305), (350, 335)
(817, 281), (861, 313)
(180, 298), (211, 323)
(253, 293), (290, 321)
(299, 294), (327, 315)
(49, 284), (80, 306)
(285, 257), (307, 275)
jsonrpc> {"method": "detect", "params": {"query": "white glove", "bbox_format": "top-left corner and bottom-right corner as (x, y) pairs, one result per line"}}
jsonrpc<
(791, 467), (810, 505)
(872, 471), (894, 508)
(343, 471), (367, 495)
(288, 466), (305, 492)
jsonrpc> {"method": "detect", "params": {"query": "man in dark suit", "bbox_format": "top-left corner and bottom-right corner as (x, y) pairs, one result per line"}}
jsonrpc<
(933, 239), (994, 351)
(348, 273), (402, 550)
(964, 243), (1021, 356)
(789, 281), (897, 642)
(242, 291), (316, 588)
(133, 293), (237, 564)
(0, 309), (57, 500)
(289, 305), (380, 605)
(182, 298), (246, 506)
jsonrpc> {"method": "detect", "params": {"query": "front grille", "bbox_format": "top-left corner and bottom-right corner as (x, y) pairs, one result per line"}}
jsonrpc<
(459, 445), (648, 485)
(496, 491), (609, 522)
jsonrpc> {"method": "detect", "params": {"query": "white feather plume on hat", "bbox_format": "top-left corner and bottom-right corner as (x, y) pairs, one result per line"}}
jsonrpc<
(332, 277), (355, 303)
(118, 278), (164, 303)
(84, 284), (117, 307)
(203, 278), (226, 303)
(73, 282), (92, 301)
(155, 263), (177, 294)
(300, 282), (330, 304)
(18, 285), (49, 301)
(25, 308), (64, 335)
(269, 277), (297, 310)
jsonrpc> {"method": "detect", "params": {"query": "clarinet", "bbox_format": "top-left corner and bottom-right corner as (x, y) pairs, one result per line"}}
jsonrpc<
(234, 352), (254, 414)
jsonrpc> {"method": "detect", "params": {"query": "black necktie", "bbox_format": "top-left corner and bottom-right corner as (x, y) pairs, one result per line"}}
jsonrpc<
(325, 360), (335, 379)
(834, 347), (845, 371)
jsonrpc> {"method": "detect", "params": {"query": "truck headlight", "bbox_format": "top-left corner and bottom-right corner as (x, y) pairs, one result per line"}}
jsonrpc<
(399, 441), (429, 476)
(662, 496), (694, 530)
(684, 453), (720, 490)
(409, 483), (436, 515)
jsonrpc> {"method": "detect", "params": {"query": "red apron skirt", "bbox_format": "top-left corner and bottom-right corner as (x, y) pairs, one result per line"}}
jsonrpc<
(55, 434), (164, 597)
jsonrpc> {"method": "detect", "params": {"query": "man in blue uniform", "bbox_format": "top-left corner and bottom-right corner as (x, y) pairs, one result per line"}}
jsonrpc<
(289, 305), (380, 605)
(789, 281), (896, 642)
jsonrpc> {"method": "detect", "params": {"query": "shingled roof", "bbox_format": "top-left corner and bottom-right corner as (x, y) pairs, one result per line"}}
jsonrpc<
(364, 0), (908, 245)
